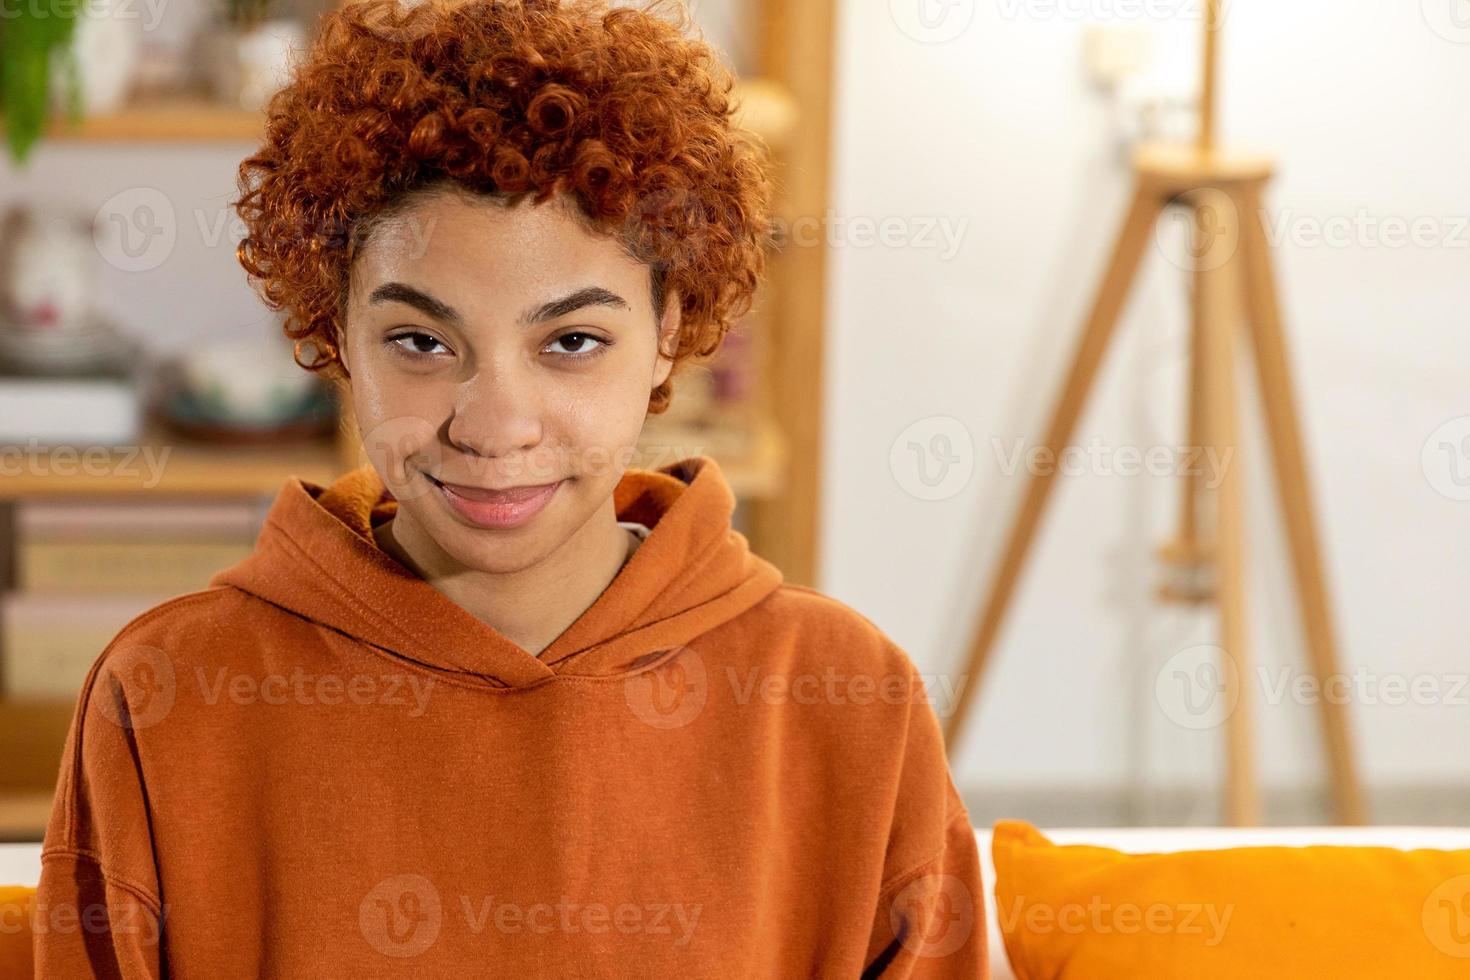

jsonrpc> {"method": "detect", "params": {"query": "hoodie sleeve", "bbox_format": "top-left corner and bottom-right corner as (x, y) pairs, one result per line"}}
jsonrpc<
(860, 661), (989, 978)
(34, 642), (168, 979)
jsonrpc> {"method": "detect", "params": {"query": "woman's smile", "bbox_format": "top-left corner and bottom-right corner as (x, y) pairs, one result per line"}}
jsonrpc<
(429, 472), (566, 530)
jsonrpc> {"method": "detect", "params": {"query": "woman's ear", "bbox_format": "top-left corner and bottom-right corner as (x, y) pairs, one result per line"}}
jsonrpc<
(335, 324), (351, 378)
(652, 289), (680, 389)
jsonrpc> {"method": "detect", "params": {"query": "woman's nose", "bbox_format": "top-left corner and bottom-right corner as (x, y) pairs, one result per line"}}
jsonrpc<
(444, 364), (549, 476)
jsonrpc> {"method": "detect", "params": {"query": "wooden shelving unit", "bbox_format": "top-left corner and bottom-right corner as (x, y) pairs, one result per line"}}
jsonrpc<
(0, 425), (351, 500)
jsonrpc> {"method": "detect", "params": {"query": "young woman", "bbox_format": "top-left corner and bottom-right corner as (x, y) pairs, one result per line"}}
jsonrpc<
(34, 1), (984, 975)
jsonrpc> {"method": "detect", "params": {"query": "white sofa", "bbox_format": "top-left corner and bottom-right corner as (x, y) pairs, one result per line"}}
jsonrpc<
(7, 826), (1470, 978)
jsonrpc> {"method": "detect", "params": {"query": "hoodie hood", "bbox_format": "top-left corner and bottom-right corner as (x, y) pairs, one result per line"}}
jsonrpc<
(211, 455), (783, 689)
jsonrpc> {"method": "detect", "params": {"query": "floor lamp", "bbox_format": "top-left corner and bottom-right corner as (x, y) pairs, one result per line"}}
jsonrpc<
(941, 0), (1366, 826)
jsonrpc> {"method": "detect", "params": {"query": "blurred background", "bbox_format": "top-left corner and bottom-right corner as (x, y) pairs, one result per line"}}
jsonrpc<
(0, 0), (1465, 842)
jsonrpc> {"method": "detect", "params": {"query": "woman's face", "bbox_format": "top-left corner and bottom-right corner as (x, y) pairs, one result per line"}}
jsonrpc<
(340, 187), (678, 574)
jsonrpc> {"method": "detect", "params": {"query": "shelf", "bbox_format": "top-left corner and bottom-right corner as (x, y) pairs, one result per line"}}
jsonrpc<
(33, 78), (798, 147)
(0, 423), (352, 498)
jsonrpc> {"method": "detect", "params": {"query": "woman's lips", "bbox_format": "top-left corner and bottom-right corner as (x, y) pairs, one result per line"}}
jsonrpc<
(431, 475), (564, 529)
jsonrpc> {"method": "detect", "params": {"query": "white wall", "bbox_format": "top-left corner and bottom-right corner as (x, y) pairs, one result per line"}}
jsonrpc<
(1, 146), (281, 354)
(824, 0), (1470, 802)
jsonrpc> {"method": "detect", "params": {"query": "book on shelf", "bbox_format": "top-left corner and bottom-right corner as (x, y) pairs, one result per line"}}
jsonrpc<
(1, 592), (171, 699)
(17, 540), (256, 594)
(14, 499), (264, 594)
(0, 373), (141, 446)
(18, 499), (266, 538)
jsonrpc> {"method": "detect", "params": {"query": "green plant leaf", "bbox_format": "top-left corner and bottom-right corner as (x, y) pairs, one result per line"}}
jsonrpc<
(0, 0), (82, 166)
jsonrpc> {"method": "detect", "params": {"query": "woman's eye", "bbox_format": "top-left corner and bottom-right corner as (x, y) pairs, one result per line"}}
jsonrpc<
(388, 331), (450, 357)
(546, 332), (607, 358)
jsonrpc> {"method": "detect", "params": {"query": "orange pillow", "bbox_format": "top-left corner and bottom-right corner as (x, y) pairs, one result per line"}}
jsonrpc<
(0, 886), (35, 978)
(992, 820), (1470, 979)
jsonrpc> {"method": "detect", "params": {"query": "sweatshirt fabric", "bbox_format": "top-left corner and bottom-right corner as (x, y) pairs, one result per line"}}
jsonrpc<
(34, 455), (986, 977)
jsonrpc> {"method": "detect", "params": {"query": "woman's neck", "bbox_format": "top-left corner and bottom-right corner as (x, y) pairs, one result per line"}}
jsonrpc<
(371, 504), (637, 658)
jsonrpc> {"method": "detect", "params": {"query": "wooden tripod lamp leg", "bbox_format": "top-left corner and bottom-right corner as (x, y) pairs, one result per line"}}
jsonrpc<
(943, 181), (1164, 747)
(1235, 182), (1368, 825)
(1196, 188), (1260, 826)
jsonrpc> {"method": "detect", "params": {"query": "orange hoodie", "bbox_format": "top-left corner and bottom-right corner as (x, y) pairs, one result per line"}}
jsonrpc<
(34, 455), (986, 977)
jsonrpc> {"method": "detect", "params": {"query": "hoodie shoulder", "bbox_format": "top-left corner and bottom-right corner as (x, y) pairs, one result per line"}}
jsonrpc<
(747, 582), (924, 683)
(76, 586), (290, 689)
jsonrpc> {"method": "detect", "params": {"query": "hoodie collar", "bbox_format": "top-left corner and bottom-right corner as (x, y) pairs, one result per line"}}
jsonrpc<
(211, 455), (783, 689)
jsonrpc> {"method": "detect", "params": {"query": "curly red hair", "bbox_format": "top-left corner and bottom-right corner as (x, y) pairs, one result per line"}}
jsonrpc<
(233, 0), (774, 415)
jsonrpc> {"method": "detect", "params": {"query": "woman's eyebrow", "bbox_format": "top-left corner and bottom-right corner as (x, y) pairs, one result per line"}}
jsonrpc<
(519, 286), (631, 325)
(366, 282), (630, 326)
(368, 282), (463, 325)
